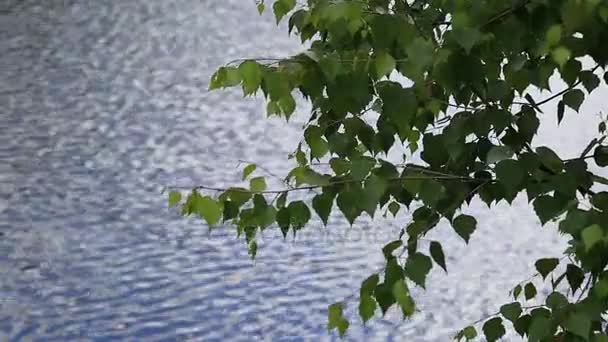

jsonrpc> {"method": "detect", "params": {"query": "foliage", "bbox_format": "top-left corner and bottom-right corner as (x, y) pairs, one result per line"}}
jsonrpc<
(170, 0), (608, 340)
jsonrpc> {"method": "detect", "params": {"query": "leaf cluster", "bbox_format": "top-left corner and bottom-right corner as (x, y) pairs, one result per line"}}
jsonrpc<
(176, 0), (608, 339)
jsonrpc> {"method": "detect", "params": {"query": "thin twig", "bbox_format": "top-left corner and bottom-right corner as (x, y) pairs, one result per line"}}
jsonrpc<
(480, 0), (530, 30)
(398, 179), (491, 259)
(579, 136), (606, 159)
(534, 65), (601, 107)
(508, 255), (569, 297)
(465, 304), (545, 328)
(237, 159), (290, 188)
(576, 275), (593, 303)
(168, 174), (483, 194)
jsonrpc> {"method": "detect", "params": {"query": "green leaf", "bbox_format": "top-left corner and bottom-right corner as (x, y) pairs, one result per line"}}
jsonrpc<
(385, 258), (404, 286)
(276, 191), (287, 208)
(594, 146), (608, 167)
(528, 315), (551, 341)
(552, 46), (571, 67)
(536, 147), (564, 173)
(514, 314), (532, 337)
(500, 302), (522, 323)
(452, 27), (482, 54)
(248, 241), (258, 259)
(337, 188), (362, 225)
(330, 159), (350, 175)
(209, 67), (228, 90)
(278, 94), (296, 118)
(495, 159), (526, 191)
(487, 79), (509, 102)
(382, 240), (403, 260)
(421, 134), (448, 167)
(374, 51), (396, 78)
(534, 258), (559, 280)
(361, 274), (379, 296)
(196, 196), (222, 226)
(273, 0), (296, 23)
(558, 100), (565, 124)
(452, 214), (477, 243)
(392, 280), (415, 319)
(328, 132), (356, 158)
(482, 317), (506, 342)
(580, 70), (600, 93)
(563, 89), (585, 112)
(513, 284), (522, 300)
(349, 157), (375, 180)
(406, 37), (434, 72)
(266, 101), (281, 116)
(318, 54), (341, 82)
(456, 326), (477, 341)
(263, 70), (290, 101)
(429, 241), (447, 272)
(418, 180), (445, 208)
(257, 2), (265, 14)
(562, 59), (582, 85)
(359, 295), (376, 323)
(336, 318), (349, 337)
(288, 201), (311, 230)
(593, 279), (608, 299)
(374, 283), (395, 315)
(461, 326), (477, 340)
(546, 25), (562, 47)
(276, 207), (290, 237)
(312, 193), (333, 226)
(360, 174), (388, 217)
(388, 201), (400, 217)
(327, 302), (349, 337)
(594, 334), (608, 342)
(369, 14), (408, 50)
(563, 312), (591, 339)
(328, 302), (343, 327)
(591, 192), (608, 211)
(239, 61), (262, 95)
(517, 109), (540, 142)
(533, 195), (567, 225)
(524, 282), (537, 300)
(305, 126), (329, 159)
(546, 292), (569, 310)
(224, 67), (241, 87)
(486, 146), (514, 164)
(250, 177), (267, 192)
(404, 252), (432, 288)
(225, 188), (252, 206)
(222, 200), (239, 221)
(168, 191), (182, 207)
(566, 264), (585, 293)
(582, 224), (604, 251)
(242, 164), (257, 180)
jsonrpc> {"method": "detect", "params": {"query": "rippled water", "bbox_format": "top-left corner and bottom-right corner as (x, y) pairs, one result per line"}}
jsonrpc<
(1, 1), (606, 341)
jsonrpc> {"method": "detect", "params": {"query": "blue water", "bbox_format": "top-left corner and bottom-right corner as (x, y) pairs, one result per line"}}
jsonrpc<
(1, 1), (603, 341)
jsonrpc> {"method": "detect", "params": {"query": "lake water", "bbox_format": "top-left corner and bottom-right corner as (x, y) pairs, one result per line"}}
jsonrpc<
(1, 1), (605, 341)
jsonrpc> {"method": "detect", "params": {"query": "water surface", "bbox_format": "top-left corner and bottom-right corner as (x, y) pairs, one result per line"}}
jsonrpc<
(0, 1), (604, 341)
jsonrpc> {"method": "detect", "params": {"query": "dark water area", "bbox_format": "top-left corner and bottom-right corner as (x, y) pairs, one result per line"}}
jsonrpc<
(0, 1), (604, 341)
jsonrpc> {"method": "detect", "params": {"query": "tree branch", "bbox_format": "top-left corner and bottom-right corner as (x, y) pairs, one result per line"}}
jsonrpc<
(168, 173), (484, 195)
(464, 304), (546, 329)
(534, 64), (601, 107)
(481, 0), (530, 30)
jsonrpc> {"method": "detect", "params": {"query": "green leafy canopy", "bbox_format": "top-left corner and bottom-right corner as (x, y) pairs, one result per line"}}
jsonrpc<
(173, 0), (608, 339)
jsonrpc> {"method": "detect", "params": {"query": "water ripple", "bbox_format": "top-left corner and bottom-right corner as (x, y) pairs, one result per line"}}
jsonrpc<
(2, 0), (604, 341)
